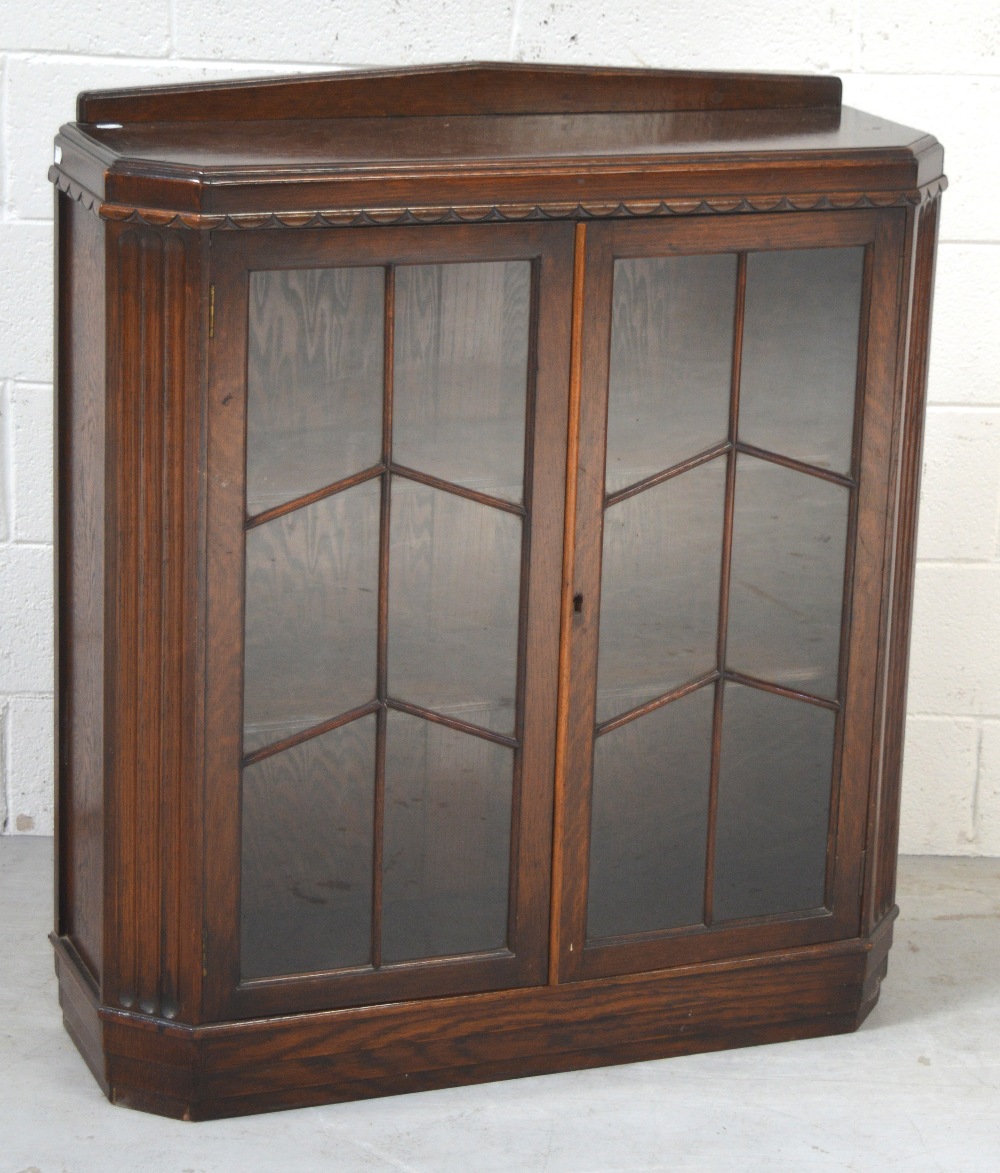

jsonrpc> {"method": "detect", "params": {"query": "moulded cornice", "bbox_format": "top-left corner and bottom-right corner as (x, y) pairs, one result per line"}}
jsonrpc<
(50, 168), (948, 231)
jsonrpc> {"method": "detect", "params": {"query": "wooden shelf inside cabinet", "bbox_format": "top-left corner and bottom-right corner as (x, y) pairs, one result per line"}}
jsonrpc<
(52, 61), (944, 1120)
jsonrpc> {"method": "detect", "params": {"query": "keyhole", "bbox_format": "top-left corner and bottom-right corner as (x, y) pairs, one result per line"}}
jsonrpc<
(573, 593), (583, 614)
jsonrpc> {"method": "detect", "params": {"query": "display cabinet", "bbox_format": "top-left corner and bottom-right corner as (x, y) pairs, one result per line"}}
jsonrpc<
(50, 62), (945, 1119)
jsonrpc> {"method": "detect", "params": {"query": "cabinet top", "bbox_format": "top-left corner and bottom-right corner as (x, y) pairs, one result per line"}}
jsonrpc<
(50, 62), (945, 229)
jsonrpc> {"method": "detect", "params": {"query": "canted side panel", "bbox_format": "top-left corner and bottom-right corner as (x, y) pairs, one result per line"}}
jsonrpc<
(52, 937), (108, 1094)
(57, 193), (106, 982)
(105, 224), (203, 1020)
(866, 197), (941, 930)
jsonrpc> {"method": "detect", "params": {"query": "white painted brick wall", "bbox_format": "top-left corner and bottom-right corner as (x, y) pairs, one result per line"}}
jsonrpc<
(170, 0), (515, 64)
(1, 1), (997, 854)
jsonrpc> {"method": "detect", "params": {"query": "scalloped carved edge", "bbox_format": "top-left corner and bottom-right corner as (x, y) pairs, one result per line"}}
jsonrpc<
(50, 168), (948, 230)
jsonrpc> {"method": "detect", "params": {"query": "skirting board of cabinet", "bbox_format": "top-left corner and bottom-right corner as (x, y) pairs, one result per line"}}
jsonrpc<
(52, 912), (896, 1121)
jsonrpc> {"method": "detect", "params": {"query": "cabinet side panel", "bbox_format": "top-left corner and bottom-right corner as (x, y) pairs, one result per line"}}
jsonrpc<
(56, 193), (106, 982)
(868, 197), (941, 929)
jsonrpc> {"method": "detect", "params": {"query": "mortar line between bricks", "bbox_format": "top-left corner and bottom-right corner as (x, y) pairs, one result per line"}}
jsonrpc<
(992, 466), (1000, 562)
(1, 700), (9, 832)
(915, 557), (1000, 566)
(2, 49), (999, 78)
(842, 67), (1000, 79)
(851, 0), (861, 72)
(0, 55), (9, 219)
(909, 712), (1000, 720)
(508, 0), (525, 56)
(0, 380), (13, 540)
(1, 50), (352, 69)
(925, 404), (1000, 412)
(971, 722), (984, 840)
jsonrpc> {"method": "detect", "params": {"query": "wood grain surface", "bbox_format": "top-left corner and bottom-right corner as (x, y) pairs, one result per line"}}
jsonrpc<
(51, 64), (938, 1119)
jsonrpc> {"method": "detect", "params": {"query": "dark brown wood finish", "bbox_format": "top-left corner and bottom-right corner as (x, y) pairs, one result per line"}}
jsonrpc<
(203, 222), (572, 1019)
(55, 193), (106, 981)
(50, 63), (942, 222)
(864, 195), (941, 932)
(51, 63), (943, 1119)
(548, 221), (587, 983)
(101, 221), (208, 1022)
(76, 62), (842, 124)
(53, 911), (895, 1120)
(53, 123), (943, 226)
(557, 209), (908, 983)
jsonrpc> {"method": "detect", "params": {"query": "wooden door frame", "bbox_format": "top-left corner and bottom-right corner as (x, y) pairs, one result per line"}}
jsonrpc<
(554, 209), (908, 983)
(202, 222), (574, 1020)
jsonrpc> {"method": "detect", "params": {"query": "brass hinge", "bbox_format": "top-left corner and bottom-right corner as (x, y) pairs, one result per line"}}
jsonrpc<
(208, 284), (215, 339)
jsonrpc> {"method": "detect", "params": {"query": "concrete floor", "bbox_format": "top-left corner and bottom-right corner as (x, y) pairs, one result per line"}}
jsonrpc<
(1, 839), (997, 1172)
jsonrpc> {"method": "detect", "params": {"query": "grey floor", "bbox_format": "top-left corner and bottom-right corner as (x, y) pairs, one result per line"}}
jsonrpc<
(1, 839), (997, 1172)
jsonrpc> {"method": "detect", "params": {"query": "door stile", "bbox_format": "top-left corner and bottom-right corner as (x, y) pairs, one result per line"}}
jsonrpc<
(820, 240), (874, 912)
(553, 224), (616, 979)
(549, 222), (588, 983)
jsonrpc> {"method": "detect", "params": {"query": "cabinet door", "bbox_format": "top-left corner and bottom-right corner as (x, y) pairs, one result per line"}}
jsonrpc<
(204, 224), (573, 1018)
(557, 211), (906, 981)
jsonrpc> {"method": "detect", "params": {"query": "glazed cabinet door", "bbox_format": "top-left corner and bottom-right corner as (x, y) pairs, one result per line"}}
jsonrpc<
(204, 224), (573, 1018)
(557, 211), (906, 981)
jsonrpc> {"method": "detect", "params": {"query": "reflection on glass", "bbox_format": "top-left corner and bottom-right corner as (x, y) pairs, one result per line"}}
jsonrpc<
(241, 715), (376, 979)
(740, 247), (864, 474)
(726, 456), (848, 699)
(381, 711), (513, 962)
(246, 267), (384, 516)
(243, 480), (380, 753)
(714, 684), (834, 921)
(394, 261), (531, 502)
(587, 685), (714, 940)
(605, 253), (735, 494)
(388, 481), (522, 734)
(596, 458), (725, 722)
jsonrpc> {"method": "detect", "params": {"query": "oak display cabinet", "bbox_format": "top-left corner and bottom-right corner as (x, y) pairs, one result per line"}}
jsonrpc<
(51, 63), (944, 1120)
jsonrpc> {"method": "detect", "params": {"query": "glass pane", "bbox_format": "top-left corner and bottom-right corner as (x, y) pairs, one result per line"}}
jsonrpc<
(739, 247), (864, 474)
(382, 711), (513, 963)
(246, 267), (384, 516)
(726, 455), (849, 699)
(241, 715), (376, 979)
(243, 480), (380, 753)
(596, 458), (725, 723)
(388, 480), (521, 734)
(587, 685), (714, 940)
(714, 684), (835, 921)
(393, 261), (531, 502)
(605, 254), (735, 495)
